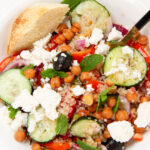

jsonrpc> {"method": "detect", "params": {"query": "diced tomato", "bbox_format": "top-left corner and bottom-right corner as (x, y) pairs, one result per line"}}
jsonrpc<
(47, 34), (59, 51)
(86, 79), (104, 91)
(129, 42), (150, 64)
(42, 142), (71, 150)
(0, 56), (15, 72)
(130, 87), (137, 94)
(132, 133), (143, 142)
(72, 45), (95, 62)
(68, 103), (77, 119)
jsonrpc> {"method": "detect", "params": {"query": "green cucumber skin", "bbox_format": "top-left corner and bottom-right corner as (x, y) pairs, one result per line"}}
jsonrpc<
(103, 46), (147, 87)
(71, 0), (110, 16)
(0, 69), (32, 104)
(27, 116), (57, 143)
(70, 116), (102, 137)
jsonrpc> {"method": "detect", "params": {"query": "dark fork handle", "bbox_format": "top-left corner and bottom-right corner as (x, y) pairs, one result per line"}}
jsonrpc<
(135, 10), (150, 30)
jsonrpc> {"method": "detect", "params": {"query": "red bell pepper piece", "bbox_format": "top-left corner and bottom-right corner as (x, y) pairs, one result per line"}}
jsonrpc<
(132, 133), (143, 142)
(72, 45), (95, 62)
(0, 56), (15, 72)
(42, 142), (71, 150)
(130, 42), (150, 64)
(86, 79), (104, 91)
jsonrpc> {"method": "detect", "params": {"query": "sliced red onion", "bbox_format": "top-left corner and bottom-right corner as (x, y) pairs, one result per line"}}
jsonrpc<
(119, 95), (131, 114)
(72, 143), (82, 150)
(105, 17), (113, 37)
(1, 59), (29, 73)
(113, 24), (128, 36)
(76, 39), (86, 50)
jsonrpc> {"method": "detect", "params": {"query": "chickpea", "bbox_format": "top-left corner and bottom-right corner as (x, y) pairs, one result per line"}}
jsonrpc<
(94, 138), (102, 143)
(55, 34), (66, 45)
(138, 35), (148, 45)
(82, 94), (94, 106)
(32, 143), (42, 150)
(93, 112), (103, 120)
(72, 22), (81, 30)
(126, 91), (138, 103)
(134, 125), (145, 133)
(101, 107), (113, 119)
(87, 103), (97, 113)
(103, 128), (111, 139)
(60, 45), (72, 52)
(50, 77), (61, 89)
(71, 66), (81, 76)
(14, 129), (26, 142)
(24, 69), (36, 79)
(105, 78), (115, 86)
(71, 26), (80, 33)
(63, 29), (74, 40)
(140, 96), (150, 103)
(58, 24), (68, 33)
(80, 72), (92, 82)
(107, 97), (116, 108)
(64, 72), (75, 83)
(78, 109), (90, 117)
(115, 110), (128, 121)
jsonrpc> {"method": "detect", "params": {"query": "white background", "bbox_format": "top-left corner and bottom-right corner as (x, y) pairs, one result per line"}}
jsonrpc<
(0, 0), (149, 150)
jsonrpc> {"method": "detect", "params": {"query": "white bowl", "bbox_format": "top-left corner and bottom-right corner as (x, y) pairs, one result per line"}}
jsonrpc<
(0, 0), (149, 149)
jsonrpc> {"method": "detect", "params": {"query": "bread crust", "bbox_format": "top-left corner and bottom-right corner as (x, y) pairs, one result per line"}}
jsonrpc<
(7, 3), (69, 55)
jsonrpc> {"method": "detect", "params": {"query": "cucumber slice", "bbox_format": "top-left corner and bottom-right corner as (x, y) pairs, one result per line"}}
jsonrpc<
(71, 0), (111, 32)
(103, 46), (147, 87)
(28, 108), (57, 143)
(0, 69), (32, 104)
(70, 116), (102, 138)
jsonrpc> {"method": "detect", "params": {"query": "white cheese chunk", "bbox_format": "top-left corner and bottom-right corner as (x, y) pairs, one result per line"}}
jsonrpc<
(95, 40), (110, 55)
(122, 46), (133, 58)
(20, 34), (60, 66)
(107, 27), (123, 41)
(33, 84), (61, 120)
(11, 111), (28, 131)
(43, 63), (53, 70)
(72, 60), (79, 66)
(134, 102), (150, 128)
(108, 121), (134, 143)
(71, 85), (85, 96)
(89, 28), (104, 45)
(86, 84), (94, 92)
(12, 89), (39, 112)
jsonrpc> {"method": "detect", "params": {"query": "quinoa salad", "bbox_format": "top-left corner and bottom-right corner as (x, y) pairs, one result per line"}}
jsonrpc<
(0, 0), (150, 150)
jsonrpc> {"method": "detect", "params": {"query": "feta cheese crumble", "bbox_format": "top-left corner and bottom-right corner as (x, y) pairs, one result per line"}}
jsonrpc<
(33, 84), (61, 120)
(89, 28), (104, 45)
(20, 34), (60, 66)
(86, 84), (94, 92)
(134, 102), (150, 128)
(108, 121), (134, 143)
(79, 36), (90, 47)
(72, 60), (79, 66)
(12, 89), (39, 112)
(95, 40), (110, 55)
(71, 85), (85, 96)
(122, 46), (133, 58)
(107, 27), (123, 41)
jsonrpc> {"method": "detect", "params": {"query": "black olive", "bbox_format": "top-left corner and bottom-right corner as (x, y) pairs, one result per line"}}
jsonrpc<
(52, 31), (57, 37)
(103, 139), (124, 150)
(53, 52), (72, 71)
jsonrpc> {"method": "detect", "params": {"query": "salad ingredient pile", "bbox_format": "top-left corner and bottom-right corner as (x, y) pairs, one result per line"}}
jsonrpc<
(0, 0), (150, 150)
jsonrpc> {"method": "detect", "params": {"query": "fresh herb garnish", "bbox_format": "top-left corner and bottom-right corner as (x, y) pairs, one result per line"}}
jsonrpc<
(80, 54), (103, 72)
(41, 69), (68, 79)
(8, 107), (18, 119)
(56, 114), (68, 135)
(77, 139), (101, 150)
(97, 86), (114, 111)
(21, 64), (34, 75)
(61, 0), (85, 12)
(112, 96), (120, 113)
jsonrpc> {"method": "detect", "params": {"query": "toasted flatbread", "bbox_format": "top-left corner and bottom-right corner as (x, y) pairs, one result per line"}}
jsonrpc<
(7, 3), (69, 55)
